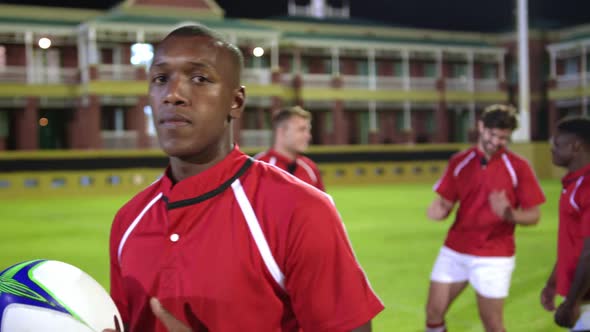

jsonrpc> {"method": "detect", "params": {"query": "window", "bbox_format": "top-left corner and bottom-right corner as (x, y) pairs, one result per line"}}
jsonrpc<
(325, 111), (333, 133)
(395, 111), (405, 131)
(482, 63), (497, 79)
(424, 63), (436, 77)
(393, 62), (403, 76)
(564, 57), (579, 75)
(452, 63), (467, 78)
(24, 178), (39, 188)
(323, 58), (332, 74)
(79, 176), (94, 187)
(51, 178), (66, 188)
(425, 111), (435, 133)
(107, 175), (122, 186)
(357, 60), (369, 76)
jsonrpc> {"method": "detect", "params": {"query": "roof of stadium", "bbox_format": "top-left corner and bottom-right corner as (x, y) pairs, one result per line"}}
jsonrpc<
(0, 0), (588, 33)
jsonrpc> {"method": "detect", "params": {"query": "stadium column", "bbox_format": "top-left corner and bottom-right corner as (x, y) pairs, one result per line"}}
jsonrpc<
(69, 66), (101, 149)
(528, 39), (547, 139)
(127, 96), (150, 149)
(331, 71), (347, 145)
(125, 67), (150, 149)
(14, 97), (39, 150)
(368, 49), (379, 144)
(435, 79), (449, 143)
(271, 66), (283, 115)
(547, 78), (558, 138)
(70, 95), (101, 149)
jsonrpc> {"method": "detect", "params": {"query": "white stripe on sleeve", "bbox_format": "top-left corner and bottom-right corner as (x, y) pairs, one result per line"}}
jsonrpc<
(231, 179), (285, 289)
(118, 193), (163, 264)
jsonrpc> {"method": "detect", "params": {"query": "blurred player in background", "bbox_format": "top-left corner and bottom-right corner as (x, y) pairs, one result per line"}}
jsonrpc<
(541, 116), (590, 331)
(105, 24), (382, 332)
(256, 106), (325, 191)
(424, 104), (545, 332)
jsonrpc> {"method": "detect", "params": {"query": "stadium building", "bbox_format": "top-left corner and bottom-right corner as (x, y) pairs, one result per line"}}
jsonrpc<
(0, 0), (586, 150)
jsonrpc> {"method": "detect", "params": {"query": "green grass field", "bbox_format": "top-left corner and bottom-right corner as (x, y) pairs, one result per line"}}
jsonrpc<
(0, 180), (563, 331)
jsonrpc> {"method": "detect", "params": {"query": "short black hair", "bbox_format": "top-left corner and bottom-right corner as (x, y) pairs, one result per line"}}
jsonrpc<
(556, 116), (590, 146)
(159, 24), (244, 82)
(481, 104), (518, 130)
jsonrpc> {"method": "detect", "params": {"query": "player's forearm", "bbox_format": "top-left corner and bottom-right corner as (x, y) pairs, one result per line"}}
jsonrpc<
(545, 263), (557, 288)
(427, 198), (454, 220)
(351, 321), (371, 332)
(504, 206), (540, 225)
(566, 238), (590, 303)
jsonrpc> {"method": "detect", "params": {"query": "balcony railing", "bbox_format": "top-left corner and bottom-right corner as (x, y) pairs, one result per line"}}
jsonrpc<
(376, 76), (404, 90)
(556, 74), (584, 89)
(240, 129), (271, 148)
(0, 66), (26, 83)
(474, 78), (499, 92)
(97, 65), (139, 81)
(101, 130), (138, 149)
(0, 65), (503, 95)
(410, 77), (437, 90)
(342, 75), (370, 89)
(445, 78), (471, 91)
(301, 73), (332, 87)
(242, 68), (271, 85)
(0, 66), (78, 84)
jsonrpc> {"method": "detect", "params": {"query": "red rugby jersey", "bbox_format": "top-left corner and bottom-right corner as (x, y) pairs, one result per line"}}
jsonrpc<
(109, 146), (382, 331)
(433, 147), (545, 256)
(255, 149), (325, 191)
(556, 163), (590, 296)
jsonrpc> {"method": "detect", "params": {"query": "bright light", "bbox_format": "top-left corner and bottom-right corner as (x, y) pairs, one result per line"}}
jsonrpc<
(131, 43), (154, 66)
(144, 106), (156, 136)
(39, 117), (49, 127)
(252, 47), (264, 57)
(38, 37), (52, 49)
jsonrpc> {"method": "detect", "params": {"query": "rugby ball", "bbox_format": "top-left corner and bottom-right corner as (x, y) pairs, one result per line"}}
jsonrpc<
(0, 259), (123, 332)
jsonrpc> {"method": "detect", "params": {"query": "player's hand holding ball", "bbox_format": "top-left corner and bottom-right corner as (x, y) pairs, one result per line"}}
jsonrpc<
(488, 190), (512, 222)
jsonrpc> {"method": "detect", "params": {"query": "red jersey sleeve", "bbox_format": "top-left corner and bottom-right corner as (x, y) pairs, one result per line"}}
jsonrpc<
(515, 161), (546, 209)
(109, 210), (130, 325)
(284, 193), (384, 331)
(434, 159), (458, 202)
(314, 164), (326, 192)
(578, 183), (590, 237)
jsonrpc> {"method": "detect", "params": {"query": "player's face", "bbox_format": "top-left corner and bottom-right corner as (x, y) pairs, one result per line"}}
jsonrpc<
(280, 116), (311, 154)
(148, 35), (244, 160)
(478, 121), (512, 156)
(551, 131), (577, 167)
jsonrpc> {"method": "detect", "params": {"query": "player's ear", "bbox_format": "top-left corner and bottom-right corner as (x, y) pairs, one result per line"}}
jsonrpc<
(572, 138), (583, 153)
(477, 120), (484, 134)
(229, 86), (245, 120)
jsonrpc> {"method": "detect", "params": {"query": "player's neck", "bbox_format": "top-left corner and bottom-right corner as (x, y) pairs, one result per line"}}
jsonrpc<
(476, 143), (492, 161)
(273, 145), (297, 161)
(169, 141), (234, 183)
(568, 155), (590, 173)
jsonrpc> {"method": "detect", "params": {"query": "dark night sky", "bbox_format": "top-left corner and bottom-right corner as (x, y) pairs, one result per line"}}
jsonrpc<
(0, 0), (589, 32)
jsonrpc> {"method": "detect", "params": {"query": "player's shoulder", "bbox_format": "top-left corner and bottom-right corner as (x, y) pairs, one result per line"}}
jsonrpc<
(248, 159), (331, 204)
(503, 149), (533, 169)
(448, 147), (477, 165)
(253, 150), (270, 161)
(113, 176), (163, 224)
(297, 154), (319, 168)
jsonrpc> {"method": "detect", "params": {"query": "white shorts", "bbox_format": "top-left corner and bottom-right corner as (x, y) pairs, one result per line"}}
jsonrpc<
(430, 246), (516, 299)
(572, 303), (590, 331)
